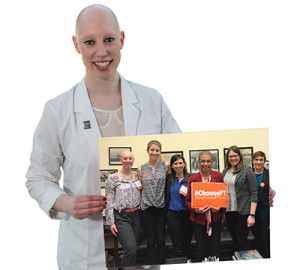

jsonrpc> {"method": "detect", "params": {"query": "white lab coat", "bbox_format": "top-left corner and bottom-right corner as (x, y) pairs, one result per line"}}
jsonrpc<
(26, 75), (180, 270)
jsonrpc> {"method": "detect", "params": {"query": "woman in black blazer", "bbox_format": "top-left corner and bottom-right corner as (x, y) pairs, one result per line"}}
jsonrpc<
(223, 145), (258, 252)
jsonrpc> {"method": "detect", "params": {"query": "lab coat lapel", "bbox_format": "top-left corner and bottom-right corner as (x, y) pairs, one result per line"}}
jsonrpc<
(74, 79), (101, 158)
(121, 76), (141, 136)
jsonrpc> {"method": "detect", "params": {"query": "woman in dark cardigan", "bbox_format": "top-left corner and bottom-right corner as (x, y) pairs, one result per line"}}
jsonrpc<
(252, 151), (270, 258)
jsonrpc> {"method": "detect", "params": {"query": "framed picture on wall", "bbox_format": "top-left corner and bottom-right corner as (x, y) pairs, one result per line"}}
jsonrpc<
(100, 169), (118, 188)
(109, 147), (132, 165)
(223, 146), (254, 168)
(161, 151), (184, 164)
(189, 149), (220, 174)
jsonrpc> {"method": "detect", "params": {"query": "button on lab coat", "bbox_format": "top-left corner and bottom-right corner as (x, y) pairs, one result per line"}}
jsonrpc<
(26, 75), (180, 270)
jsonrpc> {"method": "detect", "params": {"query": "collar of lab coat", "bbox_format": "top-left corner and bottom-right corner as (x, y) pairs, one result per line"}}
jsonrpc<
(73, 74), (140, 137)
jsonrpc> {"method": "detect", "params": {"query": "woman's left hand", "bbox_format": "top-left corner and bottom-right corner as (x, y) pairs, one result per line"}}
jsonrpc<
(269, 187), (276, 207)
(247, 215), (255, 227)
(211, 207), (220, 212)
(211, 207), (220, 213)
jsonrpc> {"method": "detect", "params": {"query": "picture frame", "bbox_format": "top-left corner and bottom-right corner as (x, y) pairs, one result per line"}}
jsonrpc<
(189, 149), (220, 173)
(160, 151), (184, 164)
(223, 146), (254, 168)
(109, 147), (132, 165)
(100, 169), (118, 188)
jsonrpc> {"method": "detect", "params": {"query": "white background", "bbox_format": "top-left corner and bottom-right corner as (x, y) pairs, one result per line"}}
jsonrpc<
(1, 0), (299, 269)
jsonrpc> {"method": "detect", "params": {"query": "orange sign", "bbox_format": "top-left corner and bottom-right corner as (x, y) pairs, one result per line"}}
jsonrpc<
(191, 182), (228, 208)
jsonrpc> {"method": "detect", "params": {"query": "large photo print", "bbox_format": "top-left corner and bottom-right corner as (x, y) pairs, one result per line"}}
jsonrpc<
(99, 128), (269, 268)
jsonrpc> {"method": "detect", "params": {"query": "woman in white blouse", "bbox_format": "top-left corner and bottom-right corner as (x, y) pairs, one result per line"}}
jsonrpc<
(105, 151), (142, 267)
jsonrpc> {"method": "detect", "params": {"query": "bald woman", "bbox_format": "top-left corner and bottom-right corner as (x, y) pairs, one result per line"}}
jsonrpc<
(105, 151), (142, 267)
(26, 4), (179, 269)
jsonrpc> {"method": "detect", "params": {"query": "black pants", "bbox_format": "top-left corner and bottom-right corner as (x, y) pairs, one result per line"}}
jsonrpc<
(225, 211), (250, 252)
(167, 210), (193, 258)
(193, 220), (222, 261)
(252, 214), (270, 258)
(141, 207), (167, 264)
(114, 210), (141, 267)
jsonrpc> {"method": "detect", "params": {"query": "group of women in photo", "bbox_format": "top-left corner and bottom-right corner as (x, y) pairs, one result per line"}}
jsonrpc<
(105, 140), (272, 267)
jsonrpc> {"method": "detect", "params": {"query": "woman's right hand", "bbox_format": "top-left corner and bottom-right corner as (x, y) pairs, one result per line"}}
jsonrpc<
(53, 194), (106, 219)
(110, 224), (118, 236)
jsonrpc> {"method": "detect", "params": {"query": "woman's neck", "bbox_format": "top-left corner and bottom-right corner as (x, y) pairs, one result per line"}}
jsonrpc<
(85, 74), (121, 110)
(175, 172), (184, 180)
(200, 170), (210, 177)
(255, 168), (264, 174)
(120, 167), (132, 176)
(148, 159), (160, 167)
(230, 166), (237, 173)
(201, 171), (210, 182)
(119, 168), (133, 181)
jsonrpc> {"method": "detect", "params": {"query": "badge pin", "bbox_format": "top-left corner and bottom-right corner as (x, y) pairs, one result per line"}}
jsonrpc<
(83, 120), (91, 129)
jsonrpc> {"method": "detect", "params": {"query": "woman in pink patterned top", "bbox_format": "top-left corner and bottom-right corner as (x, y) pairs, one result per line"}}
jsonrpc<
(105, 151), (142, 267)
